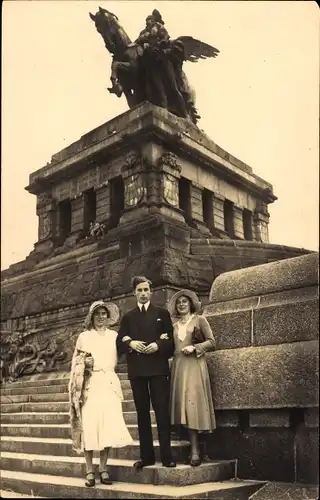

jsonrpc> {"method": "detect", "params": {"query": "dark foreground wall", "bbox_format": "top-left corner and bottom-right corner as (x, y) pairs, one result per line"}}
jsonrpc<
(204, 252), (319, 484)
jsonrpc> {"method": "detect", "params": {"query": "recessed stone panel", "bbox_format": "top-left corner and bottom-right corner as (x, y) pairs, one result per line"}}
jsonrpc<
(207, 341), (319, 410)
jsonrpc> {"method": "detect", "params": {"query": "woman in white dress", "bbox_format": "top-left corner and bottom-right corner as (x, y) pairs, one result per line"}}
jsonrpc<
(69, 300), (133, 487)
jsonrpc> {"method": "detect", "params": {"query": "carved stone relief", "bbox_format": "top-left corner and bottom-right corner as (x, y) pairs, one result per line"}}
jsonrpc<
(158, 152), (182, 173)
(36, 193), (53, 211)
(0, 331), (66, 383)
(163, 173), (179, 206)
(124, 174), (145, 207)
(123, 151), (141, 170)
(39, 213), (52, 241)
(256, 220), (269, 243)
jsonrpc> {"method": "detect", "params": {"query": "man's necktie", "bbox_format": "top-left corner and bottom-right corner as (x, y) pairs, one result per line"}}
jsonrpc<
(141, 305), (146, 314)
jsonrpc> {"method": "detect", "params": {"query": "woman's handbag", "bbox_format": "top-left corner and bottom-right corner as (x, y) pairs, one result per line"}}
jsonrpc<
(191, 317), (205, 345)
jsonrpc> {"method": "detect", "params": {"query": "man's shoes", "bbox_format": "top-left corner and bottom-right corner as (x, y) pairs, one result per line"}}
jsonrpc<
(190, 455), (201, 467)
(162, 460), (176, 468)
(133, 460), (155, 470)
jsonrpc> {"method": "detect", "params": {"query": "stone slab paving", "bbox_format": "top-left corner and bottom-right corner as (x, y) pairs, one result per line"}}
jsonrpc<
(249, 482), (319, 500)
(1, 470), (263, 499)
(0, 490), (45, 498)
(0, 452), (236, 486)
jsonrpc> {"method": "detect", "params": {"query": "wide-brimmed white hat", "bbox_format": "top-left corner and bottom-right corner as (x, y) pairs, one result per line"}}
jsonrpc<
(84, 300), (120, 329)
(168, 289), (202, 318)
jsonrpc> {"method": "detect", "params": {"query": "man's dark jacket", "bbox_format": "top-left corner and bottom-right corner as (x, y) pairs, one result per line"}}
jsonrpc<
(117, 304), (174, 379)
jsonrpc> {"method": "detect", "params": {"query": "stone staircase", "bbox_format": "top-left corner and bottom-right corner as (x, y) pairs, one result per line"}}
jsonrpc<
(0, 369), (264, 499)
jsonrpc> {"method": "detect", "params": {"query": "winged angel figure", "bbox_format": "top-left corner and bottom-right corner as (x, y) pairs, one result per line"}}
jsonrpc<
(89, 7), (219, 124)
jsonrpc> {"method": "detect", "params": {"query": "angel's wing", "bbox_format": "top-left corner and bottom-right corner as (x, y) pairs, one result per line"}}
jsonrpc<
(177, 36), (220, 62)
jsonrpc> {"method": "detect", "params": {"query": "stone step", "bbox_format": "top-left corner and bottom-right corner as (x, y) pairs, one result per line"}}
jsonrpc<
(1, 393), (70, 404)
(0, 437), (191, 462)
(1, 384), (69, 396)
(116, 364), (128, 374)
(1, 399), (136, 413)
(0, 469), (263, 499)
(0, 452), (236, 486)
(0, 410), (149, 426)
(2, 372), (70, 383)
(2, 369), (127, 384)
(0, 423), (156, 441)
(1, 388), (133, 403)
(1, 378), (130, 394)
(1, 378), (71, 389)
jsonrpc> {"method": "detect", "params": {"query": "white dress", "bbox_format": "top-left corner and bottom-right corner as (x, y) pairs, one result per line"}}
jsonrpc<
(74, 328), (133, 451)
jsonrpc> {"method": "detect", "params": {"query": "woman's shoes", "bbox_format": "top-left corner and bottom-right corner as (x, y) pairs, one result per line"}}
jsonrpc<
(100, 470), (113, 485)
(85, 472), (95, 487)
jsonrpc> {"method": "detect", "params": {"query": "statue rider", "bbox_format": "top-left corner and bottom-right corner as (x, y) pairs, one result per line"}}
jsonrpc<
(135, 10), (191, 120)
(135, 10), (170, 50)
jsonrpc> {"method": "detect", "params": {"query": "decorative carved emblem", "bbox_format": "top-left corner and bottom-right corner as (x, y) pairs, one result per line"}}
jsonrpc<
(36, 193), (52, 210)
(124, 174), (145, 207)
(39, 213), (52, 240)
(158, 152), (182, 172)
(163, 173), (179, 206)
(255, 220), (269, 243)
(0, 331), (66, 384)
(123, 151), (141, 170)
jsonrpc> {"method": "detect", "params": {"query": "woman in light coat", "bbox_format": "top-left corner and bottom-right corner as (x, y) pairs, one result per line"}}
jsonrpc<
(168, 290), (216, 466)
(69, 301), (133, 487)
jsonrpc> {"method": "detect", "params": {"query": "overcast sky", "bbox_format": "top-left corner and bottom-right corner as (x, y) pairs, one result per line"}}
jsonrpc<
(2, 0), (319, 269)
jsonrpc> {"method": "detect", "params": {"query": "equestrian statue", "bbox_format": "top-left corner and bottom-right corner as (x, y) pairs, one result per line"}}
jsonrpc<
(89, 7), (219, 125)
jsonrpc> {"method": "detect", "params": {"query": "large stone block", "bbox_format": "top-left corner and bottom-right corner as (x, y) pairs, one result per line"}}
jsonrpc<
(206, 291), (318, 349)
(207, 341), (319, 409)
(253, 299), (318, 346)
(208, 423), (318, 485)
(209, 252), (318, 303)
(207, 311), (251, 349)
(162, 248), (214, 291)
(295, 425), (319, 484)
(1, 245), (170, 318)
(208, 427), (296, 482)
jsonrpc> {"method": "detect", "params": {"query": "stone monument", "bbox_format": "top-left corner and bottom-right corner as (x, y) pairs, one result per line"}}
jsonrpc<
(1, 6), (317, 498)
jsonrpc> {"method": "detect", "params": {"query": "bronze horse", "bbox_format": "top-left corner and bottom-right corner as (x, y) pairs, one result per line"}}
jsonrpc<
(89, 7), (140, 108)
(89, 7), (219, 124)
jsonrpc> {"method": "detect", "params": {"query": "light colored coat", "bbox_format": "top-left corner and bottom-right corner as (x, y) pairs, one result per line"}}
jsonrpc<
(68, 350), (91, 453)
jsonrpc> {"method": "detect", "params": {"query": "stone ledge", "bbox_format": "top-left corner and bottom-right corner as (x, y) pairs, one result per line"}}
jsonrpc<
(205, 285), (316, 316)
(26, 103), (275, 203)
(209, 252), (318, 302)
(191, 238), (311, 254)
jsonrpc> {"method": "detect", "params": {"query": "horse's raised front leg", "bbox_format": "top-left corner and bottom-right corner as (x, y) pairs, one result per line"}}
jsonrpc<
(108, 60), (123, 97)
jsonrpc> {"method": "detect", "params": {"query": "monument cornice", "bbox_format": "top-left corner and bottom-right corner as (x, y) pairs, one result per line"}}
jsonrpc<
(25, 103), (276, 204)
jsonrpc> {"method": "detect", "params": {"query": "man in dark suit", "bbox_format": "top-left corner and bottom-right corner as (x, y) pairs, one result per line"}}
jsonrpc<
(117, 276), (176, 469)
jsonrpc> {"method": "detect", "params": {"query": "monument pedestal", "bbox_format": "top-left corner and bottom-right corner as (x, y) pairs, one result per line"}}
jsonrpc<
(0, 103), (314, 498)
(1, 103), (309, 372)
